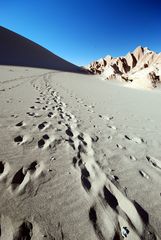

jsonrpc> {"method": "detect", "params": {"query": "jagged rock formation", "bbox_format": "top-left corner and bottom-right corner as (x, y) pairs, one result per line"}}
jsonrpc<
(86, 46), (161, 88)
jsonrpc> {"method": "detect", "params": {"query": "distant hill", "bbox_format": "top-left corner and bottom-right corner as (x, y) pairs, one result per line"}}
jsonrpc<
(86, 46), (161, 88)
(0, 26), (85, 73)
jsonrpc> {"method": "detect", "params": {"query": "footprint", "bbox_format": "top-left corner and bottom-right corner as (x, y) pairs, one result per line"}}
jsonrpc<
(11, 114), (18, 118)
(130, 155), (137, 161)
(38, 139), (45, 148)
(13, 221), (33, 240)
(146, 155), (161, 170)
(15, 121), (24, 127)
(67, 138), (75, 150)
(108, 125), (117, 130)
(78, 134), (87, 146)
(89, 206), (105, 239)
(103, 185), (118, 209)
(14, 135), (23, 144)
(27, 161), (37, 173)
(11, 161), (44, 193)
(124, 135), (131, 140)
(121, 226), (129, 238)
(103, 116), (114, 121)
(28, 161), (44, 178)
(107, 136), (112, 140)
(89, 206), (97, 229)
(116, 144), (126, 150)
(125, 135), (144, 144)
(34, 113), (42, 118)
(0, 161), (4, 174)
(139, 170), (149, 179)
(0, 161), (10, 181)
(81, 166), (90, 178)
(38, 121), (48, 130)
(78, 143), (86, 156)
(38, 134), (53, 149)
(65, 128), (74, 137)
(132, 137), (144, 144)
(91, 135), (99, 143)
(35, 101), (41, 104)
(78, 134), (84, 142)
(42, 134), (49, 140)
(72, 157), (78, 167)
(48, 112), (53, 118)
(111, 175), (119, 182)
(59, 113), (64, 120)
(11, 168), (28, 191)
(30, 106), (36, 109)
(26, 112), (35, 117)
(81, 166), (91, 191)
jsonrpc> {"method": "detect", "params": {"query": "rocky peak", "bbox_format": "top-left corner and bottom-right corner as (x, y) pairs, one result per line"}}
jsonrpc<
(85, 46), (161, 88)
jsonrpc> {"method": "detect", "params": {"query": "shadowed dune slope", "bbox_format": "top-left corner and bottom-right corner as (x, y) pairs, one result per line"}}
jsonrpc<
(0, 26), (85, 73)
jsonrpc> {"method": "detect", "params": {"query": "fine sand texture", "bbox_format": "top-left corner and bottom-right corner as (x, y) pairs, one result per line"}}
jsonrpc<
(0, 65), (161, 239)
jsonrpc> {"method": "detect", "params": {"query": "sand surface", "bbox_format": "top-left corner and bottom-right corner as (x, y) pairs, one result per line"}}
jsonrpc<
(0, 65), (161, 239)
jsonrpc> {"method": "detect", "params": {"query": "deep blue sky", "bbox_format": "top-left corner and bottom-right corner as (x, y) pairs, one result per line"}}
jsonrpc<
(0, 0), (161, 65)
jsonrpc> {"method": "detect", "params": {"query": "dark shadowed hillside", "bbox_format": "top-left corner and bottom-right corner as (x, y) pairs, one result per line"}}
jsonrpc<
(0, 26), (85, 73)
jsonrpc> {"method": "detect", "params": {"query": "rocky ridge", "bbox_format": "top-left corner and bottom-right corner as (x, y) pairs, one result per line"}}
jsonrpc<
(86, 46), (161, 88)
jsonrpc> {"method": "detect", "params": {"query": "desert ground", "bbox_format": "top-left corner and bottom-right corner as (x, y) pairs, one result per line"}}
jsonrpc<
(0, 65), (161, 239)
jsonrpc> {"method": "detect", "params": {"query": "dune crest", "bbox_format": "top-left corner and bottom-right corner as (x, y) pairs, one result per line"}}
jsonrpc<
(0, 26), (85, 73)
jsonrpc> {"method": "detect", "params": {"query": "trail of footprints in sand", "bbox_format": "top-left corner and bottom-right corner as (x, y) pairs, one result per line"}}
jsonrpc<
(63, 117), (157, 239)
(58, 82), (154, 184)
(41, 75), (158, 238)
(9, 75), (81, 197)
(0, 75), (67, 239)
(97, 113), (155, 182)
(47, 75), (159, 238)
(3, 73), (157, 239)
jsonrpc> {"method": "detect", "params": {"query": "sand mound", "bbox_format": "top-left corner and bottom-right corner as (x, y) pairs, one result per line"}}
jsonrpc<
(0, 26), (85, 73)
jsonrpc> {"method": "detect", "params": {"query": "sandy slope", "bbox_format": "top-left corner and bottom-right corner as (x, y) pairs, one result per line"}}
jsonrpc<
(0, 26), (85, 73)
(0, 65), (161, 239)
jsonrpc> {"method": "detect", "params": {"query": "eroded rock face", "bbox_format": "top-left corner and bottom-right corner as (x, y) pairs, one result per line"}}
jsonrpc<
(86, 46), (161, 88)
(148, 71), (160, 88)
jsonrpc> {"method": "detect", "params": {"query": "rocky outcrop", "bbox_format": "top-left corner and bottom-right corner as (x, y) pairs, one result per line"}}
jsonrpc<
(86, 46), (161, 88)
(148, 71), (160, 88)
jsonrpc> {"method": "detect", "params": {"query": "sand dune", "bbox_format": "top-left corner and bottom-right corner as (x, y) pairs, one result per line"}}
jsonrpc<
(0, 65), (161, 239)
(86, 46), (161, 89)
(0, 26), (85, 73)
